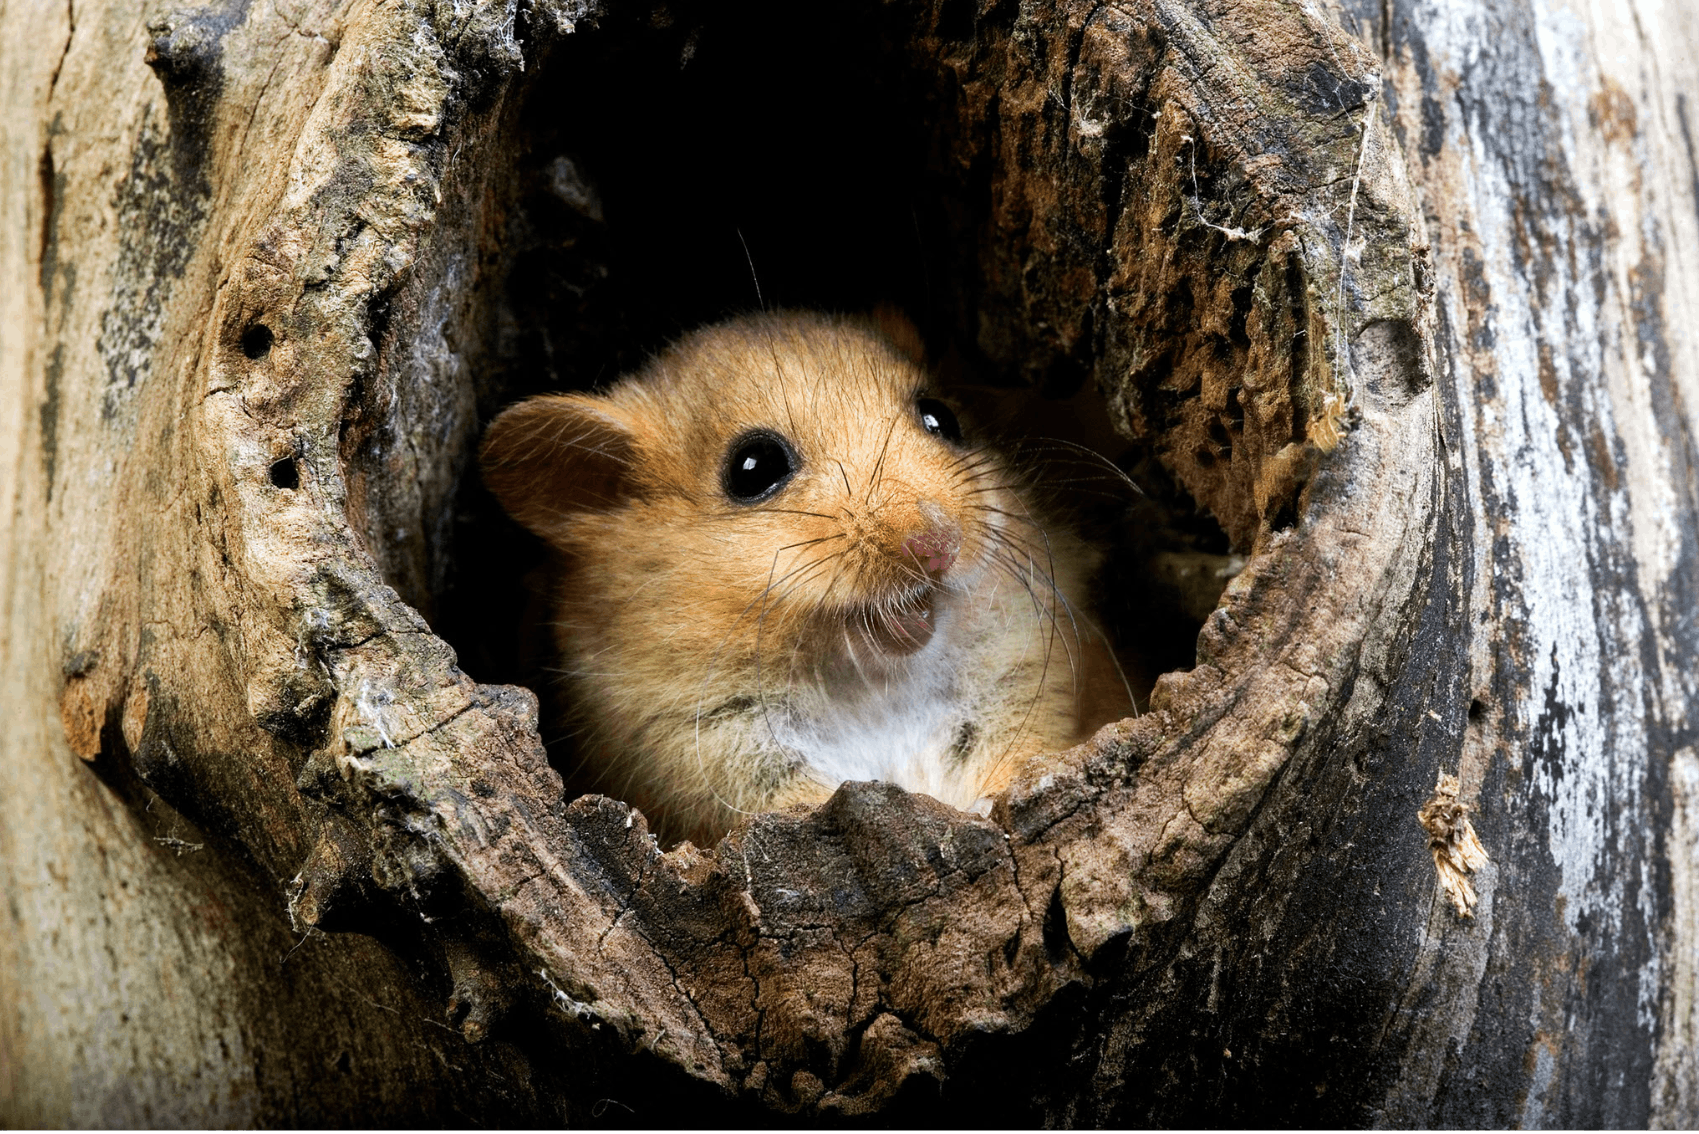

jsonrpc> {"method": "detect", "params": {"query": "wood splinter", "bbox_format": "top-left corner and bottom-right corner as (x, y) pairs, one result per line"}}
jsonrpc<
(444, 939), (514, 1044)
(287, 814), (375, 931)
(1418, 771), (1489, 917)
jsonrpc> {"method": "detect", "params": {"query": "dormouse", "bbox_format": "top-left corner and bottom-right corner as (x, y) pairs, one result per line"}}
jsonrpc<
(481, 310), (1129, 845)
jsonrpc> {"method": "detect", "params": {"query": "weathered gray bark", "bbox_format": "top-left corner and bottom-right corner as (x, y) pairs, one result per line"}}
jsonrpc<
(1, 0), (1694, 1125)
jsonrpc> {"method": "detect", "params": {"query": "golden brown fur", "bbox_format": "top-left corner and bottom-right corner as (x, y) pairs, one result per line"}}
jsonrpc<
(481, 311), (1128, 846)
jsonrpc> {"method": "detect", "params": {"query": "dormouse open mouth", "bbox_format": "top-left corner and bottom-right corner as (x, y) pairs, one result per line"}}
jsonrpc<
(851, 585), (939, 657)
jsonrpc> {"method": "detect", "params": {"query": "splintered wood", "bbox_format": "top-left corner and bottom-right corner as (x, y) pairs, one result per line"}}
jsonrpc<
(1419, 772), (1489, 917)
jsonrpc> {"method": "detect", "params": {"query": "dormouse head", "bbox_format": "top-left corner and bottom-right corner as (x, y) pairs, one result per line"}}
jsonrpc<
(480, 310), (1033, 673)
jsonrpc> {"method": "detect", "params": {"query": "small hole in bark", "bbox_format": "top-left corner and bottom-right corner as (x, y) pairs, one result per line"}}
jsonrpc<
(1228, 284), (1253, 347)
(241, 323), (274, 359)
(367, 296), (393, 356)
(269, 457), (299, 490)
(1267, 497), (1299, 532)
(1042, 885), (1072, 962)
(1468, 698), (1486, 723)
(1207, 417), (1231, 451)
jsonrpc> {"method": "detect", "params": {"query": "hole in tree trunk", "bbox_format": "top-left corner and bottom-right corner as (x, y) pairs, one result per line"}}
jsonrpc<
(268, 456), (299, 491)
(241, 323), (273, 359)
(321, 2), (1277, 843)
(176, 0), (1408, 1108)
(345, 0), (1242, 833)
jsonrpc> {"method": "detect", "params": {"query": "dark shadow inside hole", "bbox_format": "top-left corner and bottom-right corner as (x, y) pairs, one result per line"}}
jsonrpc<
(269, 456), (299, 490)
(241, 323), (273, 360)
(428, 0), (1239, 795)
(1266, 496), (1301, 533)
(1224, 384), (1245, 431)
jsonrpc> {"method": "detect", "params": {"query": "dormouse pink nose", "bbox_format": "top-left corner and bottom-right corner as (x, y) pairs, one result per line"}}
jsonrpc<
(903, 526), (960, 576)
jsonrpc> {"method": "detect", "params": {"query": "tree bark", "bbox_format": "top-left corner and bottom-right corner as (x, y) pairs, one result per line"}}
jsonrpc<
(1, 0), (1694, 1126)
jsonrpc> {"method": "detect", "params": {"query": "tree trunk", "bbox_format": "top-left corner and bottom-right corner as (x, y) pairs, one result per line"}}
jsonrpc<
(2, 0), (1694, 1125)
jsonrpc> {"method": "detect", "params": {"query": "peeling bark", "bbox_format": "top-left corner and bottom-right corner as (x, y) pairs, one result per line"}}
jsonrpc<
(2, 0), (1695, 1125)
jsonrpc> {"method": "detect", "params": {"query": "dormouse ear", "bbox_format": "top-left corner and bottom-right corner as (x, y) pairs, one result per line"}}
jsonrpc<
(870, 303), (928, 367)
(480, 394), (636, 539)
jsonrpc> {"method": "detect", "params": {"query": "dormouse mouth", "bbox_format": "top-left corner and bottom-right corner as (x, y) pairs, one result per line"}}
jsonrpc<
(852, 586), (939, 657)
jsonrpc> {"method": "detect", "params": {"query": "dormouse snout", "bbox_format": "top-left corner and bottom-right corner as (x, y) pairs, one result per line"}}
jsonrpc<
(903, 530), (959, 575)
(903, 503), (961, 576)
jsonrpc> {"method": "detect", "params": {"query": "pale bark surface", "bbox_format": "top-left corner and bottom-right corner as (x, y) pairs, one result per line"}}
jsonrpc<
(0, 0), (1694, 1126)
(1334, 0), (1699, 1124)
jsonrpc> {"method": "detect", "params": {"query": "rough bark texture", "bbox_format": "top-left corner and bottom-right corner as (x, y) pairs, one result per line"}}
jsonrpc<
(1, 0), (1695, 1126)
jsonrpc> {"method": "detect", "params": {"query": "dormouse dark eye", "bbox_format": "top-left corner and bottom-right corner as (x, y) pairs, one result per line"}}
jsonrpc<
(723, 430), (797, 503)
(916, 397), (962, 444)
